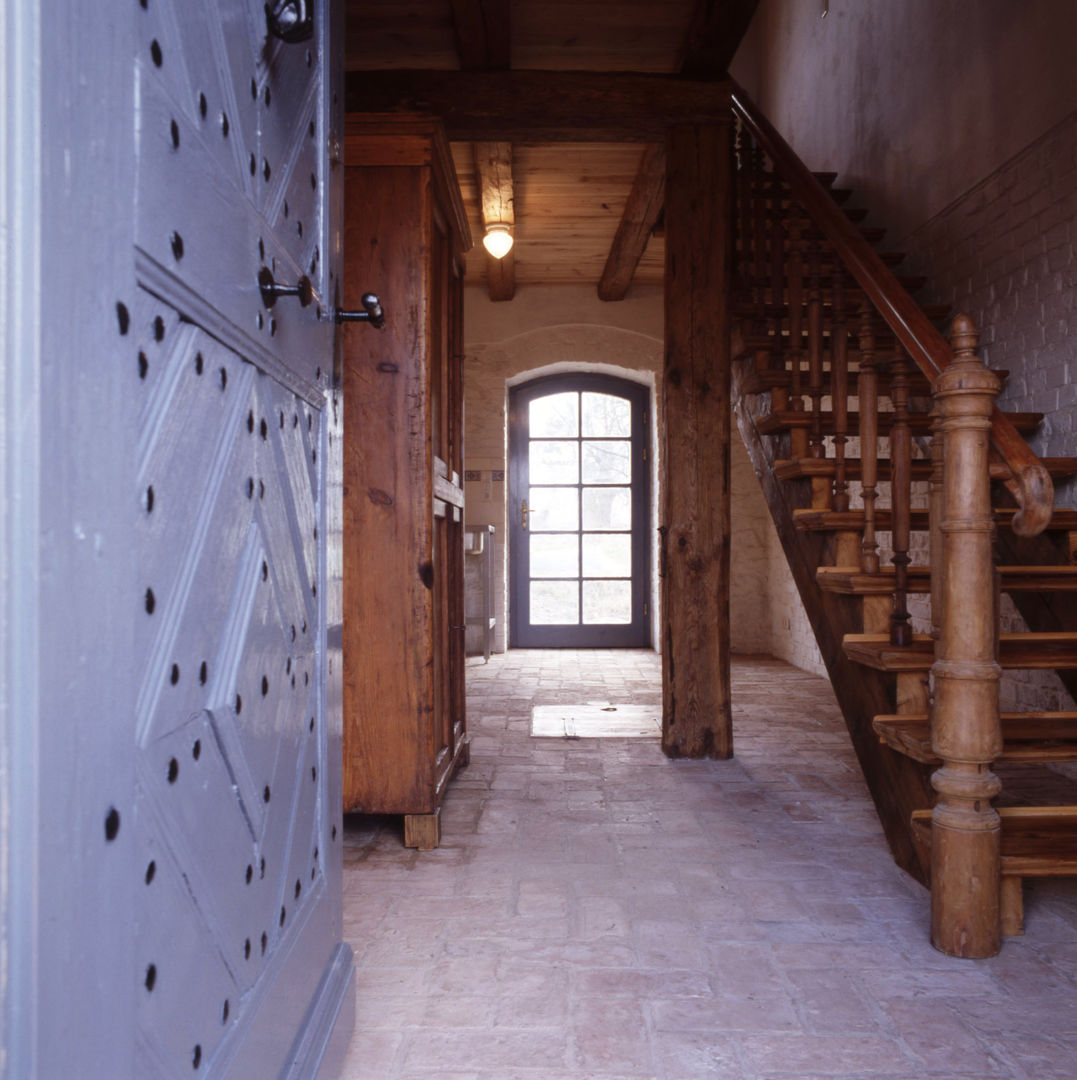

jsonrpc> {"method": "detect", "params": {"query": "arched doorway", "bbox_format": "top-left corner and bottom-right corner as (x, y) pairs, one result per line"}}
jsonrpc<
(508, 372), (651, 647)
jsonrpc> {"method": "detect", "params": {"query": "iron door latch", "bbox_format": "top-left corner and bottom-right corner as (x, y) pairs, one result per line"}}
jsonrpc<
(336, 294), (385, 329)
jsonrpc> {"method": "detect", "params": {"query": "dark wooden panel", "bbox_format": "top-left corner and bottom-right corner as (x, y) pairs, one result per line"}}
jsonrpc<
(342, 163), (435, 813)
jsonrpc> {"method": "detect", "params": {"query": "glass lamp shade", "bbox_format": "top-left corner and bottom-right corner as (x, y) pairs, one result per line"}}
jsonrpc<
(482, 224), (513, 259)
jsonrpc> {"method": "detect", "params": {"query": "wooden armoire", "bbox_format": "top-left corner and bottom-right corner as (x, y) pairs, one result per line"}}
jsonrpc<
(341, 116), (470, 849)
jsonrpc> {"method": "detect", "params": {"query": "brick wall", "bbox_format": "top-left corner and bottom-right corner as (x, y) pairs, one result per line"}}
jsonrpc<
(902, 114), (1077, 712)
(904, 112), (1077, 467)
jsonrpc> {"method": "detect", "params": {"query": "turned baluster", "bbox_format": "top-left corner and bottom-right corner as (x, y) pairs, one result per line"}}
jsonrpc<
(857, 306), (880, 572)
(929, 314), (1003, 958)
(830, 273), (850, 511)
(734, 129), (753, 286)
(768, 175), (785, 353)
(787, 221), (806, 469)
(750, 144), (768, 285)
(807, 239), (825, 458)
(889, 349), (913, 646)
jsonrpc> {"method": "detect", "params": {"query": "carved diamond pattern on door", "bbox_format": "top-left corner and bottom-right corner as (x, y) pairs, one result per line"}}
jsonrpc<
(136, 0), (326, 391)
(134, 296), (327, 1073)
(130, 1), (348, 1074)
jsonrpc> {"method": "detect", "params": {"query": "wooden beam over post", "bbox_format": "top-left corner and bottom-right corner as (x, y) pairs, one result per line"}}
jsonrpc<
(473, 141), (515, 301)
(661, 120), (734, 759)
(344, 70), (733, 141)
(597, 1), (758, 302)
(449, 0), (514, 302)
(680, 0), (763, 77)
(449, 0), (511, 70)
(597, 145), (665, 301)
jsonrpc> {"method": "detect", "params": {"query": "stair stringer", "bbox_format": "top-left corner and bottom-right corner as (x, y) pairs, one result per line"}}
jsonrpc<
(733, 358), (934, 884)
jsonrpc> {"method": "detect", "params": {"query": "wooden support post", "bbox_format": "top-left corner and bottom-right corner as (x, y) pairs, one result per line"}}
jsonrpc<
(661, 120), (733, 760)
(930, 315), (1003, 958)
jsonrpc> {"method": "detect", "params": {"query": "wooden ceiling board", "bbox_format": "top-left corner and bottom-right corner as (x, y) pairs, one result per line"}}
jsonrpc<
(510, 0), (698, 72)
(345, 0), (460, 70)
(346, 1), (708, 293)
(452, 141), (664, 287)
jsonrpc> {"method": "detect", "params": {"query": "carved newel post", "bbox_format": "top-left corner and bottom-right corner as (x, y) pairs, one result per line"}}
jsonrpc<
(929, 315), (1003, 957)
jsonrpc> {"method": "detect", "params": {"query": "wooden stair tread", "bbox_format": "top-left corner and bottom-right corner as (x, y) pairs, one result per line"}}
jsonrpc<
(793, 506), (1077, 533)
(911, 807), (1077, 877)
(819, 565), (1077, 595)
(874, 713), (1077, 764)
(776, 456), (1077, 482)
(843, 632), (1077, 672)
(758, 409), (1043, 436)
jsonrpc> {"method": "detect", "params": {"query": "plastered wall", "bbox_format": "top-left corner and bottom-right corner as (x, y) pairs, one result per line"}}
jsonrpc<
(462, 283), (816, 665)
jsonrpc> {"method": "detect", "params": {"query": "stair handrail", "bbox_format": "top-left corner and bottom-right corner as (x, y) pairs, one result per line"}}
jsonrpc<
(730, 81), (1054, 537)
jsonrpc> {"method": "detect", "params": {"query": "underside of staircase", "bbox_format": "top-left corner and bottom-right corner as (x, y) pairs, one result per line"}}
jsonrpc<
(729, 86), (1077, 956)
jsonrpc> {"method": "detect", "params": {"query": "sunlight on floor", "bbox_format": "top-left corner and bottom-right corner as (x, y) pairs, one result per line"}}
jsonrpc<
(531, 702), (661, 738)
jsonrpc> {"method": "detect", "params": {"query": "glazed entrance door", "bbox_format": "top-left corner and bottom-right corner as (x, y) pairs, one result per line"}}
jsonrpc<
(509, 374), (651, 647)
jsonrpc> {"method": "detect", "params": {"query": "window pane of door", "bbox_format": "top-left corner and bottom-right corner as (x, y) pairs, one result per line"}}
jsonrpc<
(530, 440), (579, 484)
(582, 533), (631, 577)
(529, 392), (578, 437)
(530, 534), (579, 578)
(528, 486), (579, 531)
(581, 392), (631, 437)
(531, 581), (579, 624)
(581, 440), (631, 483)
(583, 580), (631, 624)
(582, 486), (631, 531)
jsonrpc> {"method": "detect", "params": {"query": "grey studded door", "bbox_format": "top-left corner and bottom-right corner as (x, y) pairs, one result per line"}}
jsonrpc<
(131, 2), (351, 1077)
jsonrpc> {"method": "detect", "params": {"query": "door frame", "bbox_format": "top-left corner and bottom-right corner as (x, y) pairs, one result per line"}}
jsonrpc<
(508, 372), (652, 648)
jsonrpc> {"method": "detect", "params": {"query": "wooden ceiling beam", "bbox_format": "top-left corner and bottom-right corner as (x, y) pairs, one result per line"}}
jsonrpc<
(344, 70), (732, 141)
(680, 0), (762, 78)
(473, 141), (515, 301)
(596, 1), (758, 300)
(449, 2), (514, 300)
(449, 0), (511, 69)
(597, 145), (665, 301)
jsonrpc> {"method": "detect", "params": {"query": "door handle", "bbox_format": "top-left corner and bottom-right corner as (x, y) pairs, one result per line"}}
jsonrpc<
(520, 500), (532, 530)
(258, 267), (313, 308)
(336, 293), (385, 328)
(265, 0), (313, 43)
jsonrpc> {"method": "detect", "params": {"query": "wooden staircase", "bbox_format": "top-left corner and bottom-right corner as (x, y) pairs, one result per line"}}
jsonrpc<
(729, 85), (1077, 956)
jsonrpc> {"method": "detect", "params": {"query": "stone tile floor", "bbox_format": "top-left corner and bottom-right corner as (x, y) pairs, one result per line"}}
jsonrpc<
(339, 650), (1077, 1079)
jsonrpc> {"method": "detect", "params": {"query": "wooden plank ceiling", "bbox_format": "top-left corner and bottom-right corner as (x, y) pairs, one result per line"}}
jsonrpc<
(345, 1), (757, 299)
